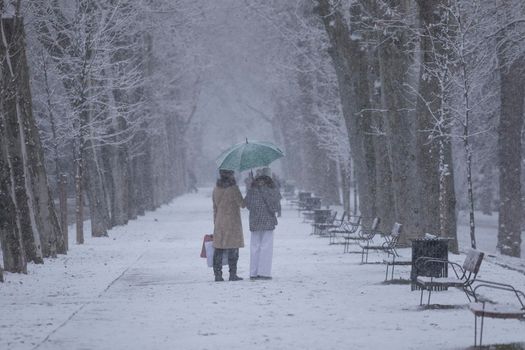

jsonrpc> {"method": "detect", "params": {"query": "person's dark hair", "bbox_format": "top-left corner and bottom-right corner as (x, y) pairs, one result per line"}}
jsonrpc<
(251, 175), (275, 189)
(217, 169), (236, 188)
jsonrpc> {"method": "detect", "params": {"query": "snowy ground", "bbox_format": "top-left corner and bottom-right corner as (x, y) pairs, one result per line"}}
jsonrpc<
(1, 188), (524, 350)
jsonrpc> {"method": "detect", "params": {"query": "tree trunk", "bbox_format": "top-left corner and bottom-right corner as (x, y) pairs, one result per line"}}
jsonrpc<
(132, 135), (154, 215)
(415, 0), (444, 236)
(498, 59), (524, 257)
(440, 138), (458, 253)
(479, 162), (494, 215)
(0, 17), (63, 265)
(14, 18), (64, 256)
(352, 160), (358, 216)
(321, 158), (341, 205)
(374, 131), (396, 231)
(75, 156), (84, 244)
(59, 174), (68, 251)
(316, 0), (377, 226)
(369, 49), (396, 231)
(376, 3), (420, 243)
(341, 164), (351, 214)
(104, 143), (130, 227)
(0, 118), (27, 273)
(0, 17), (43, 263)
(84, 144), (110, 237)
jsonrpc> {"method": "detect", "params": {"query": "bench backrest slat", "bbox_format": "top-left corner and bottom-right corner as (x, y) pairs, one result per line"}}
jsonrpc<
(386, 222), (403, 247)
(332, 211), (338, 221)
(391, 222), (402, 237)
(463, 250), (484, 273)
(371, 217), (380, 230)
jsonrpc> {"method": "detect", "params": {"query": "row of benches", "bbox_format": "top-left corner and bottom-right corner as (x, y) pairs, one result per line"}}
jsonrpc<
(296, 204), (525, 348)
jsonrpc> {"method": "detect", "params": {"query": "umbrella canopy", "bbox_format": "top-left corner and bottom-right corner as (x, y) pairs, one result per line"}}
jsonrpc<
(216, 140), (284, 172)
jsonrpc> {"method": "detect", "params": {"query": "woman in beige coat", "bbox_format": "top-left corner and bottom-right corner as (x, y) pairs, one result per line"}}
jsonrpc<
(212, 169), (245, 282)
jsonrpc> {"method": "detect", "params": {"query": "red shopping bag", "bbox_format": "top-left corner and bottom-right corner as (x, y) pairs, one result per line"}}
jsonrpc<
(200, 234), (213, 258)
(201, 234), (228, 267)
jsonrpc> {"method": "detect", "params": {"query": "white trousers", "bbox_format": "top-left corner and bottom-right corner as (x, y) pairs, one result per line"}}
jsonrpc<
(250, 230), (274, 277)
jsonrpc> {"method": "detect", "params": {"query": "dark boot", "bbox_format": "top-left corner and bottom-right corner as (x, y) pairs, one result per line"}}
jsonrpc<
(213, 249), (224, 282)
(228, 249), (243, 281)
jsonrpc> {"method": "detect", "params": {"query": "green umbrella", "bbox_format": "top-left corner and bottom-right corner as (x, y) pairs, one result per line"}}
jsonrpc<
(216, 139), (285, 172)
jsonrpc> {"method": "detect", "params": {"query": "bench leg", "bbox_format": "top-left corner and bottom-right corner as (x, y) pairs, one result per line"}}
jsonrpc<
(480, 314), (485, 347)
(474, 315), (477, 347)
(390, 255), (396, 280)
(391, 261), (395, 280)
(328, 231), (336, 244)
(419, 288), (433, 306)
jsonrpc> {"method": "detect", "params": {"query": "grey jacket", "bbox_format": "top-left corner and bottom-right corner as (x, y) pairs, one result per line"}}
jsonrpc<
(245, 185), (281, 232)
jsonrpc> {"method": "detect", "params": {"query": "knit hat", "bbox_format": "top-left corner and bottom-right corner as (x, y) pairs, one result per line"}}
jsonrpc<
(261, 167), (271, 177)
(219, 169), (234, 177)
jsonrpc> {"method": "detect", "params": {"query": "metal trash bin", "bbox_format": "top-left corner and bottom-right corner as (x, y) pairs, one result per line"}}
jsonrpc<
(410, 238), (451, 291)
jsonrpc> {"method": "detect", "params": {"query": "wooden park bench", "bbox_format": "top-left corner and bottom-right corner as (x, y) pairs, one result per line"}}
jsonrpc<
(415, 249), (484, 306)
(332, 215), (363, 252)
(323, 213), (358, 245)
(311, 210), (337, 236)
(469, 280), (525, 347)
(324, 211), (346, 240)
(359, 222), (402, 263)
(343, 216), (383, 253)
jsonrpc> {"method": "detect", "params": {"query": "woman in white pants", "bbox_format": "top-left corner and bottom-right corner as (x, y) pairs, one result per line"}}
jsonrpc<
(244, 169), (281, 280)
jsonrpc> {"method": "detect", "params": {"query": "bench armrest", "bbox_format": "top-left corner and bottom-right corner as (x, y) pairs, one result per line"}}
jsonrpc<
(339, 221), (359, 235)
(473, 280), (525, 308)
(358, 230), (376, 240)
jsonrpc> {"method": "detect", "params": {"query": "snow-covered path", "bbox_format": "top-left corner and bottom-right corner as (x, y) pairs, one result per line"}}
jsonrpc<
(1, 189), (524, 350)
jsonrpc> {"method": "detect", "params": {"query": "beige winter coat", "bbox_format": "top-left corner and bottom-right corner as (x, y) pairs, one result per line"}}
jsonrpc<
(212, 185), (245, 249)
